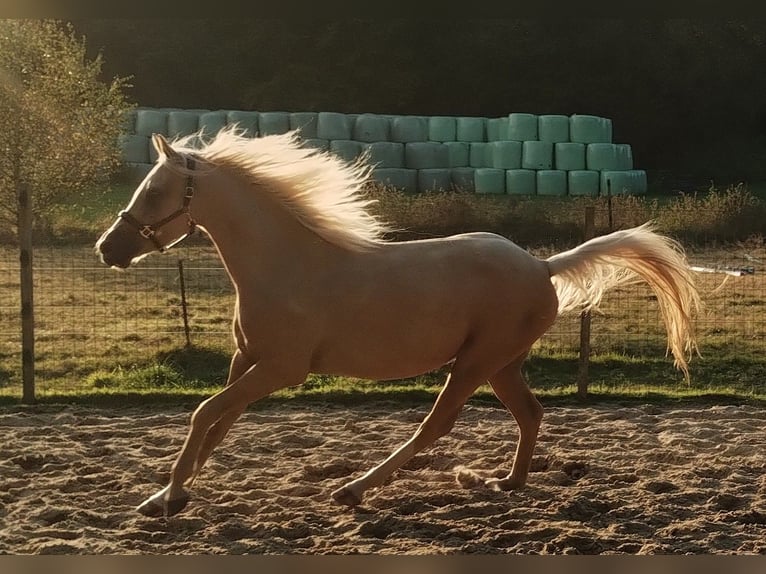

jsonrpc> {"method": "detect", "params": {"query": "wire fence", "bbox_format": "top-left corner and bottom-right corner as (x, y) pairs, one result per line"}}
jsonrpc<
(1, 222), (765, 394)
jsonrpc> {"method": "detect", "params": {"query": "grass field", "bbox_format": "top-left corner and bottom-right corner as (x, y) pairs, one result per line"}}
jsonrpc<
(1, 178), (765, 405)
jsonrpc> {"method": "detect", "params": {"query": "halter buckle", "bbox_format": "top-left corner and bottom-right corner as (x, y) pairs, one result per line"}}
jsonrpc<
(139, 225), (155, 239)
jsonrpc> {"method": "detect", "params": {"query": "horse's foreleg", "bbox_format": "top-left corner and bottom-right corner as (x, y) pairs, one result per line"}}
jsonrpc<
(331, 365), (484, 508)
(484, 356), (543, 491)
(136, 358), (307, 517)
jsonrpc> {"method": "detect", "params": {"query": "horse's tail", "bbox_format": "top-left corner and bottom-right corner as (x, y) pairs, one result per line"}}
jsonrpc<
(546, 222), (701, 379)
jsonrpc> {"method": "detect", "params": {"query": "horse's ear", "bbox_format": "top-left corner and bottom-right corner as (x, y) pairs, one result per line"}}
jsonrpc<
(151, 133), (182, 163)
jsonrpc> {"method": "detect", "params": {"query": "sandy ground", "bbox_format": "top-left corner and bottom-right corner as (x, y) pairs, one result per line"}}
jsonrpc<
(1, 400), (765, 555)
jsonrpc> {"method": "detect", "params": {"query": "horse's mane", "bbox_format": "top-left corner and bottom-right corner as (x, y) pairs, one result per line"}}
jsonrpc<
(168, 126), (392, 251)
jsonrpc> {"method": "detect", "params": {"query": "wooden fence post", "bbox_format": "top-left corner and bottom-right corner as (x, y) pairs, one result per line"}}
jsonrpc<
(577, 206), (596, 400)
(177, 259), (192, 347)
(18, 183), (36, 404)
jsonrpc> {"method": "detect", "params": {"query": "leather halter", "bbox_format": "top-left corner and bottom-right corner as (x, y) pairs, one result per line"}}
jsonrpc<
(119, 156), (197, 253)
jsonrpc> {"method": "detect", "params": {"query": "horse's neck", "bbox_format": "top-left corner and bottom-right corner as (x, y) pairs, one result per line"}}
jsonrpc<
(195, 174), (339, 288)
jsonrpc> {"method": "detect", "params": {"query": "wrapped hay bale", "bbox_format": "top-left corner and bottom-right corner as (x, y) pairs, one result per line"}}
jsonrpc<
(428, 116), (456, 142)
(507, 113), (538, 141)
(198, 111), (227, 139)
(554, 142), (586, 171)
(570, 114), (612, 143)
(290, 112), (318, 138)
(586, 143), (621, 171)
(118, 134), (149, 164)
(568, 170), (600, 197)
(391, 116), (428, 142)
(258, 112), (290, 136)
(506, 169), (536, 195)
(354, 114), (391, 142)
(600, 170), (647, 195)
(522, 141), (553, 170)
(487, 117), (509, 142)
(474, 168), (505, 194)
(135, 108), (168, 136)
(489, 141), (522, 169)
(404, 142), (449, 169)
(364, 142), (404, 168)
(226, 111), (259, 137)
(329, 140), (363, 164)
(469, 143), (489, 168)
(456, 117), (486, 142)
(538, 115), (570, 143)
(451, 167), (475, 192)
(537, 170), (567, 196)
(168, 111), (202, 139)
(418, 169), (452, 192)
(318, 112), (353, 140)
(373, 168), (417, 193)
(616, 143), (634, 170)
(122, 163), (153, 183)
(445, 142), (469, 167)
(122, 108), (138, 133)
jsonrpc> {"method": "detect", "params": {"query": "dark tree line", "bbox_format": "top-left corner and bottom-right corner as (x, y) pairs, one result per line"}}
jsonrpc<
(72, 19), (766, 182)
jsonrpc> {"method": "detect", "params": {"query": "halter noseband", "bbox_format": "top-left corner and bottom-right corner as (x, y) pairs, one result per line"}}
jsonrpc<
(119, 156), (198, 253)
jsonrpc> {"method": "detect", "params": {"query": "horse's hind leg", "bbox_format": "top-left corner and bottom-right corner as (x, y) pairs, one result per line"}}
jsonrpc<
(331, 358), (488, 508)
(484, 353), (544, 491)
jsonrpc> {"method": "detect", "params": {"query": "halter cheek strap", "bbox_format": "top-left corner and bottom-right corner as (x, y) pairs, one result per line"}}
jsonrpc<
(119, 156), (198, 253)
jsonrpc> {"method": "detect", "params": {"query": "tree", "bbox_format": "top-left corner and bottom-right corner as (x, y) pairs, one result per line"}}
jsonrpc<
(0, 19), (133, 235)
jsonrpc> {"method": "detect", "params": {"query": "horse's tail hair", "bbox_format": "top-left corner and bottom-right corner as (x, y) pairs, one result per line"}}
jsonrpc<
(546, 222), (701, 379)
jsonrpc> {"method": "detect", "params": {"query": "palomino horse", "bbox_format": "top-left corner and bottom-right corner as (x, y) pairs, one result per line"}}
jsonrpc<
(96, 127), (700, 517)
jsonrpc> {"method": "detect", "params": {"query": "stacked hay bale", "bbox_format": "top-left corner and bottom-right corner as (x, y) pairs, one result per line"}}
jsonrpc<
(120, 108), (646, 196)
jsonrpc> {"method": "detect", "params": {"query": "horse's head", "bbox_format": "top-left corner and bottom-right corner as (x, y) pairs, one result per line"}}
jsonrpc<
(96, 134), (198, 269)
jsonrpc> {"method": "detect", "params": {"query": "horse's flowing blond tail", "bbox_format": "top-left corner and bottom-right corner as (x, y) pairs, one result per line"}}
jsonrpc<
(546, 223), (701, 379)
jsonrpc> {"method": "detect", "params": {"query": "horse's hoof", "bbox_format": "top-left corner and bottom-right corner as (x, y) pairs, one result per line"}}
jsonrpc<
(331, 486), (362, 508)
(136, 491), (190, 517)
(485, 477), (522, 492)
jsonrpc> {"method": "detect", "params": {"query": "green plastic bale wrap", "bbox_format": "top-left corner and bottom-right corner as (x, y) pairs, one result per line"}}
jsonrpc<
(198, 111), (227, 139)
(522, 141), (553, 170)
(506, 169), (536, 195)
(391, 116), (428, 143)
(123, 108), (137, 133)
(354, 114), (390, 142)
(318, 112), (353, 140)
(554, 142), (586, 171)
(226, 111), (259, 137)
(586, 143), (623, 171)
(374, 168), (417, 193)
(456, 117), (486, 142)
(118, 134), (150, 164)
(122, 163), (153, 183)
(538, 115), (570, 143)
(469, 143), (489, 168)
(364, 142), (404, 168)
(601, 170), (647, 195)
(290, 112), (318, 138)
(301, 138), (329, 152)
(258, 112), (290, 136)
(329, 140), (363, 165)
(167, 111), (201, 139)
(428, 117), (456, 142)
(507, 113), (538, 141)
(445, 142), (469, 167)
(135, 109), (168, 136)
(489, 141), (522, 169)
(450, 168), (475, 192)
(570, 115), (612, 143)
(487, 118), (509, 142)
(404, 142), (449, 169)
(418, 169), (452, 192)
(537, 170), (567, 196)
(474, 168), (505, 194)
(568, 170), (600, 197)
(616, 144), (633, 170)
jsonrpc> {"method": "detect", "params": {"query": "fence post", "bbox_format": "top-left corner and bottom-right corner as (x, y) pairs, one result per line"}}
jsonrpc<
(18, 183), (36, 404)
(577, 206), (596, 400)
(177, 259), (192, 347)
